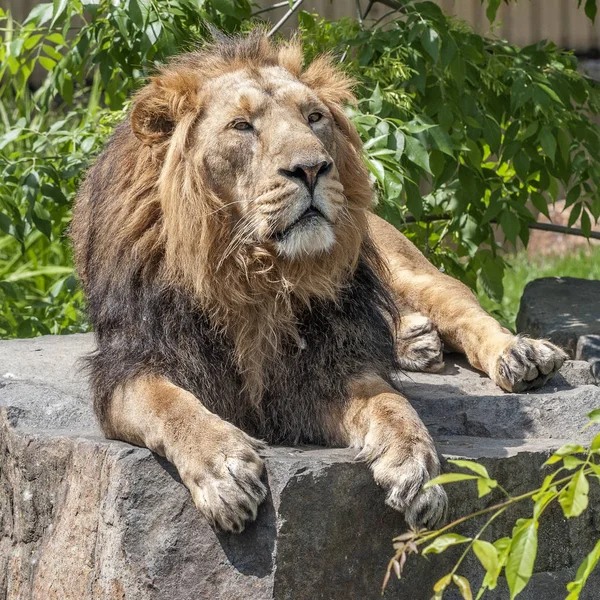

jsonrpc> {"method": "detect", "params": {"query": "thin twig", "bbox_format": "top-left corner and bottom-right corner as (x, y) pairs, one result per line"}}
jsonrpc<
(356, 0), (364, 24)
(526, 220), (600, 240)
(400, 213), (600, 241)
(372, 8), (402, 28)
(373, 0), (406, 13)
(362, 0), (375, 20)
(267, 0), (304, 37)
(252, 2), (290, 17)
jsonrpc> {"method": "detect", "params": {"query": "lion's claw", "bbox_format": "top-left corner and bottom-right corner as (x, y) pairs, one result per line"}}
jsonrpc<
(396, 313), (445, 373)
(494, 336), (568, 393)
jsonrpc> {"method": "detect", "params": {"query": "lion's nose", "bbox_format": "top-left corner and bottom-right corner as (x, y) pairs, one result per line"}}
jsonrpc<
(280, 160), (332, 195)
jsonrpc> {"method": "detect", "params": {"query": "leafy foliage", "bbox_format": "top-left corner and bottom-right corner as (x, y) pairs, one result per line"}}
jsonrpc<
(0, 0), (252, 336)
(1, 0), (600, 337)
(302, 3), (600, 308)
(384, 410), (600, 599)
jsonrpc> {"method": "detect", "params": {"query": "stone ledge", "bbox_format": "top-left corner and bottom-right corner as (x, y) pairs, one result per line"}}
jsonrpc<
(1, 334), (600, 600)
(517, 277), (600, 357)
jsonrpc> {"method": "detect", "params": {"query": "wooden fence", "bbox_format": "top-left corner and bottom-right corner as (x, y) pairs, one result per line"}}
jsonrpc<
(2, 0), (600, 51)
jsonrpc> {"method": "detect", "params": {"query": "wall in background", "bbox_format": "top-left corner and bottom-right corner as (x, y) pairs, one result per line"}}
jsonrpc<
(1, 0), (599, 53)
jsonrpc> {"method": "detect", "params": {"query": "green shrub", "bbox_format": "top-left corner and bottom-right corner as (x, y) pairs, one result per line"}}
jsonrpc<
(0, 0), (598, 340)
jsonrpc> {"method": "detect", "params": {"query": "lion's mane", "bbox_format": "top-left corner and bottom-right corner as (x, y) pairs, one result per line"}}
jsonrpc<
(72, 32), (398, 442)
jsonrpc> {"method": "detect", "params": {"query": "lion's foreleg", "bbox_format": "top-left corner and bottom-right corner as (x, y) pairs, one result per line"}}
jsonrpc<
(367, 213), (567, 391)
(105, 375), (266, 532)
(338, 373), (447, 528)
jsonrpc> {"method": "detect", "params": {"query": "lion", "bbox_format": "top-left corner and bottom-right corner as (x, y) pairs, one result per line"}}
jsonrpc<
(71, 31), (567, 533)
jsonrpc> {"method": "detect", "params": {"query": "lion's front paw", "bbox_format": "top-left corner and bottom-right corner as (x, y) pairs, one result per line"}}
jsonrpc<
(359, 428), (447, 529)
(173, 421), (267, 533)
(395, 313), (445, 373)
(494, 336), (568, 393)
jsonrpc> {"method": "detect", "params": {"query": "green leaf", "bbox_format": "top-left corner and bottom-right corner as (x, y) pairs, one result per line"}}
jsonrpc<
(531, 192), (550, 220)
(51, 0), (69, 27)
(421, 28), (440, 63)
(533, 489), (556, 519)
(566, 185), (581, 208)
(521, 121), (538, 140)
(434, 574), (452, 592)
(557, 130), (571, 162)
(477, 477), (498, 498)
(544, 444), (586, 465)
(365, 157), (385, 184)
(363, 134), (388, 150)
(422, 533), (471, 555)
(447, 459), (491, 479)
(540, 128), (556, 163)
(212, 0), (251, 18)
(38, 56), (57, 71)
(24, 2), (53, 25)
(128, 0), (144, 27)
(0, 213), (16, 237)
(514, 151), (530, 182)
(429, 126), (453, 156)
(568, 203), (582, 228)
(405, 181), (423, 219)
(41, 184), (68, 205)
(581, 209), (592, 238)
(585, 0), (598, 23)
(394, 130), (406, 160)
(24, 34), (43, 51)
(486, 0), (501, 22)
(369, 83), (382, 114)
(479, 257), (504, 304)
(32, 204), (52, 240)
(535, 83), (563, 105)
(425, 473), (479, 488)
(473, 540), (500, 589)
(563, 455), (585, 470)
(559, 470), (589, 518)
(566, 539), (600, 600)
(505, 519), (538, 599)
(453, 574), (473, 600)
(404, 136), (432, 174)
(591, 431), (600, 451)
(0, 128), (24, 151)
(500, 210), (520, 244)
(588, 408), (600, 424)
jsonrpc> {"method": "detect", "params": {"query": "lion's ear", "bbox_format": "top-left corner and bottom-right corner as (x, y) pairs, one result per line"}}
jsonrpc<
(300, 56), (362, 150)
(131, 70), (199, 146)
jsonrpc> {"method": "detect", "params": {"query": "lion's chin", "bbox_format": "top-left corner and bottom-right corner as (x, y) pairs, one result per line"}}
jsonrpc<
(274, 218), (336, 260)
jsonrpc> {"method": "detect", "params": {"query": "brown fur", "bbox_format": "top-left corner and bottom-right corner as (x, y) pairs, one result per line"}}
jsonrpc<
(368, 215), (568, 392)
(73, 35), (370, 402)
(72, 32), (567, 532)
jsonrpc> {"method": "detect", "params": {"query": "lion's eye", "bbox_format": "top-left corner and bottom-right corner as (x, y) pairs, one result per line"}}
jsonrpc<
(308, 112), (323, 124)
(232, 121), (252, 131)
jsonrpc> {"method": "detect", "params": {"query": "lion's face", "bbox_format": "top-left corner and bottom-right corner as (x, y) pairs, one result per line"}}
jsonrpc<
(197, 67), (346, 259)
(130, 36), (371, 275)
(76, 34), (375, 401)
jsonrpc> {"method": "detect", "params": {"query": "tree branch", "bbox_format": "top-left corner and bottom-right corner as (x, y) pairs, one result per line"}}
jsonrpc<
(267, 0), (304, 37)
(401, 213), (600, 240)
(252, 2), (290, 17)
(371, 0), (406, 14)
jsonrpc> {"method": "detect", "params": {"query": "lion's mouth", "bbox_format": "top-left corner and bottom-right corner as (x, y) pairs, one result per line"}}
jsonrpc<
(275, 206), (327, 241)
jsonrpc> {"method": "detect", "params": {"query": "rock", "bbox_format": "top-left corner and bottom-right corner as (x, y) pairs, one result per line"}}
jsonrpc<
(577, 335), (600, 362)
(516, 277), (600, 357)
(577, 336), (600, 385)
(2, 334), (600, 600)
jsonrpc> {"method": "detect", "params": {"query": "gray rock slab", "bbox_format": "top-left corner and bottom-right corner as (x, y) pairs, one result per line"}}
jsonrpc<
(577, 334), (600, 361)
(516, 277), (600, 356)
(2, 334), (600, 600)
